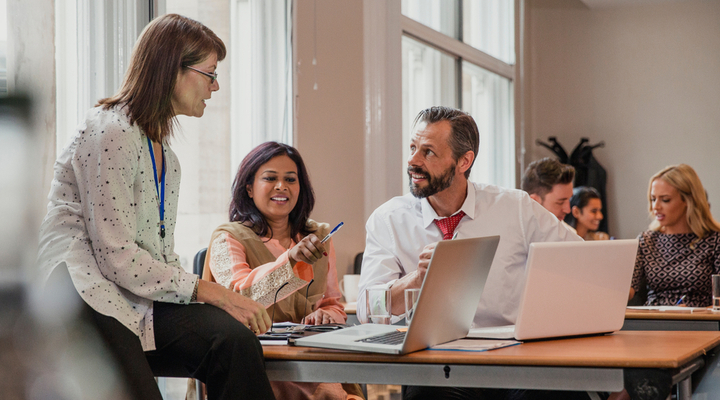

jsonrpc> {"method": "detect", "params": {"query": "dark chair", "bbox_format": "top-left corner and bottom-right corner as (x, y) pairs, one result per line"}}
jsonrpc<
(192, 248), (208, 400)
(194, 248), (207, 277)
(353, 252), (363, 275)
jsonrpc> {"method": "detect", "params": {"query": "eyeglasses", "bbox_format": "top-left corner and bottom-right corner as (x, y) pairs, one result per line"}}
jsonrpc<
(183, 65), (218, 84)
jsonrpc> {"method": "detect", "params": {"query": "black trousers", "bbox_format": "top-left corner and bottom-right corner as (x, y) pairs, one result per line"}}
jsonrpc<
(402, 386), (591, 400)
(50, 267), (276, 400)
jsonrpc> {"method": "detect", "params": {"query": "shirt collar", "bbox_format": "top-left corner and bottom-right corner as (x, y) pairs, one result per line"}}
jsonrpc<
(420, 180), (476, 228)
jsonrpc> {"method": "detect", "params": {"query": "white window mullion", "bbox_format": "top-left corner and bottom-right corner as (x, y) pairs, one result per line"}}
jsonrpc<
(401, 15), (514, 80)
(230, 0), (292, 173)
(56, 0), (150, 154)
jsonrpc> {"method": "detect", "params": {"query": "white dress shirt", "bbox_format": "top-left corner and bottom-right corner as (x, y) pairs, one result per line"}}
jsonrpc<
(357, 180), (582, 326)
(36, 106), (197, 351)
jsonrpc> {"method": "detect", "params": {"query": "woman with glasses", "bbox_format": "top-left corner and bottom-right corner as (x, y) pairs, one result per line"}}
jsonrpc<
(202, 141), (363, 400)
(629, 164), (720, 306)
(36, 14), (275, 400)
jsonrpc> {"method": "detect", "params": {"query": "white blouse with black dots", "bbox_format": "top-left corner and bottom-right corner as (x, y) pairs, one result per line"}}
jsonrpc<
(37, 105), (198, 351)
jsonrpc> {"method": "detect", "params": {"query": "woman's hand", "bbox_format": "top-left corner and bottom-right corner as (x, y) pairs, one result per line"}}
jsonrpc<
(303, 309), (341, 325)
(197, 279), (272, 334)
(289, 234), (327, 266)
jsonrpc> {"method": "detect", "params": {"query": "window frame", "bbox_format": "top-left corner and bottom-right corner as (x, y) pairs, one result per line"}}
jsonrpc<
(399, 0), (525, 188)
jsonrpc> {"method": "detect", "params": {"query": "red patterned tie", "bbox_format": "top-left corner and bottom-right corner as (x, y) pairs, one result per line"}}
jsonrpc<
(434, 211), (466, 240)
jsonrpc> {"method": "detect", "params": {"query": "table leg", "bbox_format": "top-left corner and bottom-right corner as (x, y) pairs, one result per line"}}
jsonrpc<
(691, 347), (720, 398)
(676, 378), (692, 400)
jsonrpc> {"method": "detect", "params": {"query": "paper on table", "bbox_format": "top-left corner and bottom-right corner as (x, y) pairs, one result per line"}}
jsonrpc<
(429, 338), (521, 352)
(627, 306), (708, 312)
(260, 339), (288, 346)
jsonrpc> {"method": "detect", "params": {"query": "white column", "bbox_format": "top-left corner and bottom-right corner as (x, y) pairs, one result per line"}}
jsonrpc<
(363, 0), (403, 219)
(7, 0), (56, 228)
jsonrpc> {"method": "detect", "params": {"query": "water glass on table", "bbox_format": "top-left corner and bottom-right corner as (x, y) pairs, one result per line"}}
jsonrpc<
(404, 288), (421, 325)
(366, 286), (392, 324)
(713, 275), (720, 311)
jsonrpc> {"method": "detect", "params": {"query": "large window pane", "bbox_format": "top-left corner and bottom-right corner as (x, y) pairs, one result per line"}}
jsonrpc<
(402, 36), (457, 194)
(401, 0), (460, 39)
(0, 0), (6, 96)
(163, 0), (292, 277)
(165, 0), (232, 275)
(462, 0), (515, 64)
(462, 61), (514, 188)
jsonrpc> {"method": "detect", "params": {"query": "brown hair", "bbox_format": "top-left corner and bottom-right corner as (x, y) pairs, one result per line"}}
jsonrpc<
(229, 142), (316, 240)
(648, 164), (720, 238)
(521, 157), (575, 199)
(97, 14), (226, 142)
(413, 106), (479, 178)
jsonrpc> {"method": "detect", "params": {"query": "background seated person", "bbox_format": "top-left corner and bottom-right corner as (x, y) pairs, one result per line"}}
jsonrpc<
(521, 157), (576, 224)
(565, 186), (609, 240)
(629, 164), (720, 307)
(204, 141), (363, 400)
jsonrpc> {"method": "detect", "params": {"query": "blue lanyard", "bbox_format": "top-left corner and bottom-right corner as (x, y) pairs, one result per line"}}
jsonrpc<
(147, 136), (166, 238)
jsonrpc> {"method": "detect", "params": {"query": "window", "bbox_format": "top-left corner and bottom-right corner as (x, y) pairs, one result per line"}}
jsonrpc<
(55, 0), (292, 272)
(164, 0), (292, 272)
(55, 0), (150, 154)
(401, 0), (516, 190)
(0, 0), (7, 97)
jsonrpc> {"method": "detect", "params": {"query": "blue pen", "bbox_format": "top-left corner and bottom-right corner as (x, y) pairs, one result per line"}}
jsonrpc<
(675, 295), (687, 305)
(321, 222), (344, 243)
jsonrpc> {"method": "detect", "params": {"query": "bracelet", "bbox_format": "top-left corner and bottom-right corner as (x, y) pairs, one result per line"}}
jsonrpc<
(191, 278), (199, 302)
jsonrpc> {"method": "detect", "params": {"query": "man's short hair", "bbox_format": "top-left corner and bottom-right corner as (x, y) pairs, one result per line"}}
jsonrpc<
(413, 106), (479, 179)
(521, 157), (575, 199)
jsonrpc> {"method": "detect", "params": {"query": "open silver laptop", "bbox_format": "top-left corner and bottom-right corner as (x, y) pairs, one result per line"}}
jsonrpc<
(293, 236), (500, 354)
(469, 239), (638, 341)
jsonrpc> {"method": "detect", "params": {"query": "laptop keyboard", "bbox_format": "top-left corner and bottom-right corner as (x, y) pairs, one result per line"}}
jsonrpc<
(356, 330), (406, 345)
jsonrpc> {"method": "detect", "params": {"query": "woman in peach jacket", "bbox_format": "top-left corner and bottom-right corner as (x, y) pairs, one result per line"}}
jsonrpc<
(204, 141), (362, 400)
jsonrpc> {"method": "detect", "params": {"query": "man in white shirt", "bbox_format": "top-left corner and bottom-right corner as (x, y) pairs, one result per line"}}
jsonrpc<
(357, 107), (584, 399)
(357, 107), (580, 327)
(521, 157), (575, 222)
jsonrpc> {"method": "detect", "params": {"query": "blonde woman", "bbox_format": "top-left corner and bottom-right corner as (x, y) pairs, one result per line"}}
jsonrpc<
(629, 164), (720, 306)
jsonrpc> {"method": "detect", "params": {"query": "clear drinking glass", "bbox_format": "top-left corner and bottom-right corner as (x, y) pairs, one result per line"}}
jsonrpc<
(404, 288), (421, 325)
(712, 275), (720, 311)
(366, 286), (392, 324)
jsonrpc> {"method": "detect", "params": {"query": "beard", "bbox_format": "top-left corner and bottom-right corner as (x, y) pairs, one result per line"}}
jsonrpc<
(408, 163), (456, 198)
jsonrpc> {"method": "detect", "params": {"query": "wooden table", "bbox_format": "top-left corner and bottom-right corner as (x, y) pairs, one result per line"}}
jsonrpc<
(623, 308), (720, 398)
(263, 331), (720, 399)
(623, 308), (720, 331)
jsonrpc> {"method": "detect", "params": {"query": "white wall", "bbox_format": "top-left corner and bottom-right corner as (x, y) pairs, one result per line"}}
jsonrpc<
(294, 0), (369, 275)
(526, 0), (720, 239)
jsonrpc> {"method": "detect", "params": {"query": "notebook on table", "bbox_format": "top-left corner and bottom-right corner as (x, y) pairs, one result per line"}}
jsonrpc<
(469, 239), (639, 341)
(293, 236), (500, 355)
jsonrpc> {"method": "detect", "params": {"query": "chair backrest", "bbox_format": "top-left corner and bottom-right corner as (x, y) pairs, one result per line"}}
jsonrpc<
(353, 252), (363, 275)
(193, 248), (207, 277)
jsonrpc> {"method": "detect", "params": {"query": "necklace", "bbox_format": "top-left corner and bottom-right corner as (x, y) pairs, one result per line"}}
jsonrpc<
(147, 136), (166, 238)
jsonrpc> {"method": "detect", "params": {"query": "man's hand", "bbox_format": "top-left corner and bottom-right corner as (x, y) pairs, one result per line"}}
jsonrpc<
(289, 234), (327, 266)
(197, 279), (273, 334)
(303, 309), (341, 325)
(388, 242), (439, 315)
(415, 242), (437, 285)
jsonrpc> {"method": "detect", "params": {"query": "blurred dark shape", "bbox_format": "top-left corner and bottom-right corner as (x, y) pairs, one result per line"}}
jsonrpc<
(538, 137), (609, 234)
(0, 96), (131, 400)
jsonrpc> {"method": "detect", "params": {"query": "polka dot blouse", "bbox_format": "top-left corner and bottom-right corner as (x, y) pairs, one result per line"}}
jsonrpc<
(37, 105), (198, 351)
(631, 230), (720, 307)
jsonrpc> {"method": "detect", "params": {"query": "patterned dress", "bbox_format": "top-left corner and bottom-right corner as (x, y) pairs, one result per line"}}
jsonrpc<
(631, 230), (720, 307)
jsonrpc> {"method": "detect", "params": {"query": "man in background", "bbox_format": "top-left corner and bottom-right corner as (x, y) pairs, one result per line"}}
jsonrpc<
(521, 157), (575, 223)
